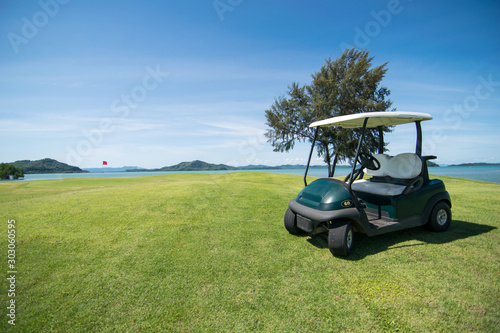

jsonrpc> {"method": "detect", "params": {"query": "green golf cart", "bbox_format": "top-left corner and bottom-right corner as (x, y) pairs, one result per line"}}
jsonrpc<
(284, 111), (452, 257)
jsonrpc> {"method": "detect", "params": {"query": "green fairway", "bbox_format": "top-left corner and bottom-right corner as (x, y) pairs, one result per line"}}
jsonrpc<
(1, 172), (499, 332)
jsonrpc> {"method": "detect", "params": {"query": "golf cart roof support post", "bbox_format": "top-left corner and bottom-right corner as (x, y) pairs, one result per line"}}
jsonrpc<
(349, 117), (369, 187)
(377, 126), (384, 154)
(304, 127), (319, 187)
(415, 121), (422, 157)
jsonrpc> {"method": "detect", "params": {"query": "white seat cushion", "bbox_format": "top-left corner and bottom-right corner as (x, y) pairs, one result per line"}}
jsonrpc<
(352, 179), (407, 196)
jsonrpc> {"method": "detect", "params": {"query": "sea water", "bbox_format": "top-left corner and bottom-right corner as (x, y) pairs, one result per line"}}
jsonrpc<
(8, 165), (500, 183)
(281, 165), (500, 183)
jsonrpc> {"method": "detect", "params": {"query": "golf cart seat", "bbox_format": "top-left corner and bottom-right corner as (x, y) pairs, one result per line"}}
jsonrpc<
(352, 153), (423, 196)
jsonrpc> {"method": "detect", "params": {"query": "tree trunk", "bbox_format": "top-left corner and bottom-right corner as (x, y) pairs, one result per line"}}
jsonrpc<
(324, 144), (332, 177)
(330, 153), (338, 177)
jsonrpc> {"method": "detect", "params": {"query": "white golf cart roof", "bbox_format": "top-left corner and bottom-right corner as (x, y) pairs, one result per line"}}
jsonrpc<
(309, 111), (432, 129)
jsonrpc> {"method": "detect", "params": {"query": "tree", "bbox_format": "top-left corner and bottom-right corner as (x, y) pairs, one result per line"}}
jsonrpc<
(0, 163), (24, 180)
(265, 47), (393, 176)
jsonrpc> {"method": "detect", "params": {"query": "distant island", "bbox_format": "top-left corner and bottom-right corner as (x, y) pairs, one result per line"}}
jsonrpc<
(125, 160), (335, 172)
(1, 158), (332, 175)
(126, 160), (239, 172)
(2, 158), (453, 175)
(11, 158), (88, 174)
(427, 161), (439, 167)
(448, 162), (500, 167)
(126, 160), (442, 172)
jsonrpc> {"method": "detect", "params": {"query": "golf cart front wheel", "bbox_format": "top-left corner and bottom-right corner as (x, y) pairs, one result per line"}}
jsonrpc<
(426, 201), (451, 232)
(284, 208), (305, 235)
(328, 220), (353, 257)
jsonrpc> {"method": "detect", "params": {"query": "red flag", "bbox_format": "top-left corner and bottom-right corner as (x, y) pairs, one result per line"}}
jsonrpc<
(103, 161), (108, 166)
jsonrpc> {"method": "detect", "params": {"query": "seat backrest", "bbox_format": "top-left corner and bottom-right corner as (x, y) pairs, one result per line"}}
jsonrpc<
(365, 153), (422, 179)
(386, 153), (422, 179)
(365, 154), (391, 177)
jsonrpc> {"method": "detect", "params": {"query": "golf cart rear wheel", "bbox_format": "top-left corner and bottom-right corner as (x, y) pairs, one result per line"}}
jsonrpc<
(426, 201), (451, 232)
(328, 220), (353, 257)
(284, 208), (305, 235)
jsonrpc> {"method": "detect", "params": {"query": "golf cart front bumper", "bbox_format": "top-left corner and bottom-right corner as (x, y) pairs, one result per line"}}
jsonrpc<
(289, 198), (361, 233)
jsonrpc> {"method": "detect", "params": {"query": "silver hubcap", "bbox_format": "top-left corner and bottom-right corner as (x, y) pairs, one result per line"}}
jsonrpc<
(436, 209), (448, 226)
(346, 229), (353, 248)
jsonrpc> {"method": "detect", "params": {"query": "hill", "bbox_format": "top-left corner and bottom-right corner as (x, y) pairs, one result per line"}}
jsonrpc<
(449, 162), (500, 167)
(427, 160), (440, 167)
(127, 160), (238, 172)
(11, 158), (88, 174)
(125, 161), (339, 172)
(159, 160), (237, 171)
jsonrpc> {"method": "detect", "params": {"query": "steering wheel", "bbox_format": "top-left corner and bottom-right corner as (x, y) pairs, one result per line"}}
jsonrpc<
(357, 152), (380, 171)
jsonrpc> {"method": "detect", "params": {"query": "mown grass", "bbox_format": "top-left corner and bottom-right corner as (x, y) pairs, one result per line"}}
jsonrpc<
(0, 172), (499, 332)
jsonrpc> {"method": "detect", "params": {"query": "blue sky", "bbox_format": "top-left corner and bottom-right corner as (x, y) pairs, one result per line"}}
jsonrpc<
(1, 0), (499, 168)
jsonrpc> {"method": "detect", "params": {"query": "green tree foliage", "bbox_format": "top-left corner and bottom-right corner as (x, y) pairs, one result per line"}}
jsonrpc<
(265, 48), (393, 176)
(0, 163), (24, 180)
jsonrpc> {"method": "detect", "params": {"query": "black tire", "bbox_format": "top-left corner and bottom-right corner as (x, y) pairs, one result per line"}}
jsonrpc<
(328, 220), (354, 257)
(284, 208), (305, 235)
(426, 201), (451, 232)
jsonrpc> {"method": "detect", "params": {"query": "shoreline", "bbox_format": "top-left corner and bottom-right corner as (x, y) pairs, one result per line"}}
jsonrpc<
(2, 165), (499, 184)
